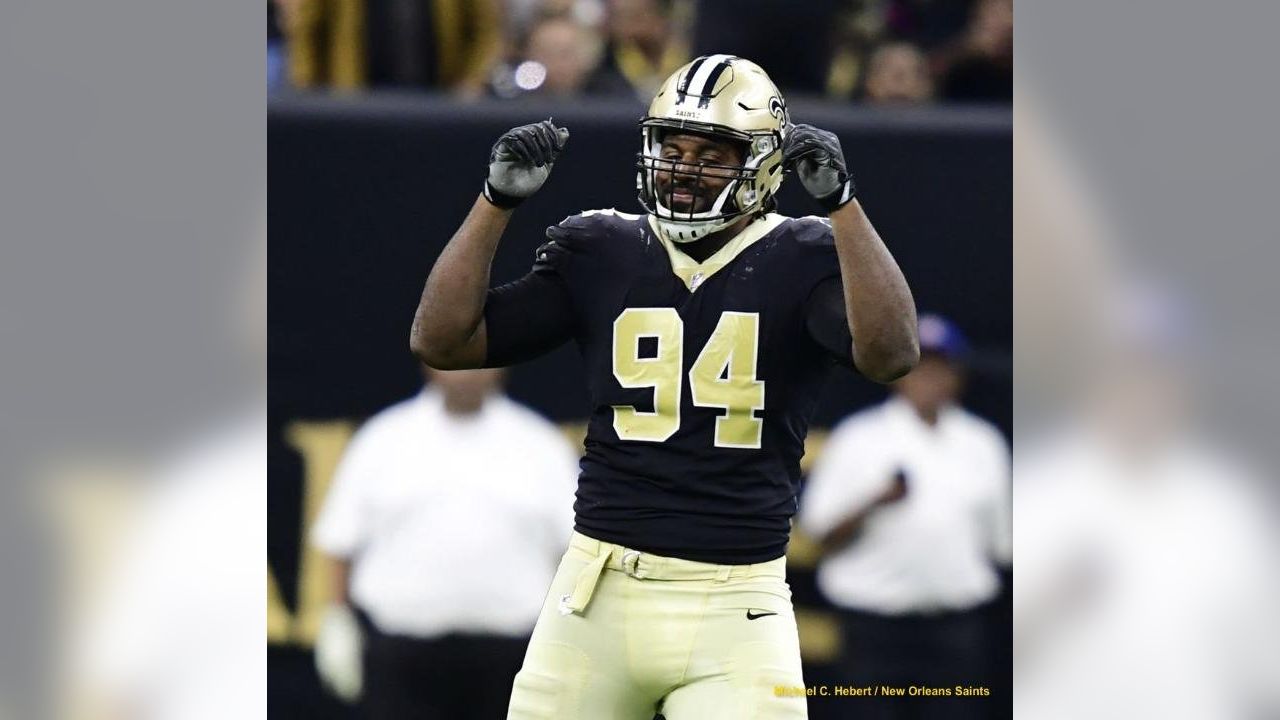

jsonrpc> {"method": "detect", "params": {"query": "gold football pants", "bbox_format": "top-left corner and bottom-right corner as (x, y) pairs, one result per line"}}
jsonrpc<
(507, 532), (808, 719)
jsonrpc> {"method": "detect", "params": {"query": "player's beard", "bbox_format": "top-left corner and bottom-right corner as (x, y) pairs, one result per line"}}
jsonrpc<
(657, 174), (712, 215)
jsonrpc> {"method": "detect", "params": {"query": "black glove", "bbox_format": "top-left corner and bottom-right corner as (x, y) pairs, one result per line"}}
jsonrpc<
(782, 123), (856, 212)
(483, 120), (571, 209)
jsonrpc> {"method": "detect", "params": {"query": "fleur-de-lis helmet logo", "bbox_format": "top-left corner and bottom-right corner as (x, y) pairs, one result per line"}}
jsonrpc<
(768, 96), (787, 123)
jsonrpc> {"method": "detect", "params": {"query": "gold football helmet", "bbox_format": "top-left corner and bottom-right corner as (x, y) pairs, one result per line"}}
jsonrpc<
(637, 55), (789, 243)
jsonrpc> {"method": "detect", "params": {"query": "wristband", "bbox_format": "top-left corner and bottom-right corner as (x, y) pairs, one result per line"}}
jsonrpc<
(817, 178), (857, 213)
(482, 179), (524, 209)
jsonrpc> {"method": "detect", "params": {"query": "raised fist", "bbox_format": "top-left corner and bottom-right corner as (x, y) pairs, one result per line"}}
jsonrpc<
(483, 120), (571, 209)
(782, 123), (856, 212)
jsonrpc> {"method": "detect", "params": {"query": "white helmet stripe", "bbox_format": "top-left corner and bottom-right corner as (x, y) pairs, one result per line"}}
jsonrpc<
(697, 58), (737, 105)
(677, 56), (710, 98)
(683, 54), (734, 100)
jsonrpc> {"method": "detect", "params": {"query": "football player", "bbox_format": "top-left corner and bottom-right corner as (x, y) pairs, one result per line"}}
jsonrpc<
(410, 55), (919, 720)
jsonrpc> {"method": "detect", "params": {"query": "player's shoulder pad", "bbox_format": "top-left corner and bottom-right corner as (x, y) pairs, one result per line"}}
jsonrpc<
(783, 215), (836, 248)
(771, 215), (838, 275)
(536, 208), (643, 268)
(545, 208), (644, 247)
(537, 208), (644, 270)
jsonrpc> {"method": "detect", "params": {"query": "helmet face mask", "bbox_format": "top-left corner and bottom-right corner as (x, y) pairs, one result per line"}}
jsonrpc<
(635, 55), (788, 244)
(637, 123), (771, 242)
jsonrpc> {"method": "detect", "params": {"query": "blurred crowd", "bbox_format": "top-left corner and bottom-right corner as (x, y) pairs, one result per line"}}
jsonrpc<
(267, 0), (1011, 104)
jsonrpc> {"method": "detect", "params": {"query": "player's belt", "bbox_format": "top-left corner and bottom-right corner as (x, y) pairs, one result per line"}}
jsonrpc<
(558, 531), (786, 616)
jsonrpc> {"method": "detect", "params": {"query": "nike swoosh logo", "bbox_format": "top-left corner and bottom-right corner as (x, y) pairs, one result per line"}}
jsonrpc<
(746, 610), (778, 620)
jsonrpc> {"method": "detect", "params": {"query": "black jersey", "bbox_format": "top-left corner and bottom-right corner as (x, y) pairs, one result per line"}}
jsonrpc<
(484, 209), (854, 564)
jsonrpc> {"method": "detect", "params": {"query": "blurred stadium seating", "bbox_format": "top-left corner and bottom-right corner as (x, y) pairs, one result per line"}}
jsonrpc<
(268, 0), (1011, 104)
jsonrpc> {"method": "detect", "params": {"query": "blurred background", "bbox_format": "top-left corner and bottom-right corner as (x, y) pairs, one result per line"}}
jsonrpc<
(268, 0), (1011, 718)
(267, 0), (1012, 104)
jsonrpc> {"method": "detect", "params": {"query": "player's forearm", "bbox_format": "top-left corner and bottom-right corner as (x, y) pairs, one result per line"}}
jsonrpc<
(409, 195), (512, 368)
(829, 199), (919, 383)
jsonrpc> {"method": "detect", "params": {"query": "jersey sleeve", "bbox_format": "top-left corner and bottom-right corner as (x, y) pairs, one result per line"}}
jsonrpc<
(804, 277), (854, 366)
(483, 211), (620, 366)
(482, 212), (616, 367)
(482, 229), (580, 367)
(792, 217), (855, 367)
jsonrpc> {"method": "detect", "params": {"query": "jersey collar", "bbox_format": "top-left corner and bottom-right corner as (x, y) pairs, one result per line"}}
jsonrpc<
(647, 213), (787, 291)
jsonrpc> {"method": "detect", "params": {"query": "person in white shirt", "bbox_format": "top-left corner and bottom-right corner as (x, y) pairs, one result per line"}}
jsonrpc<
(310, 366), (578, 719)
(798, 315), (1010, 720)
